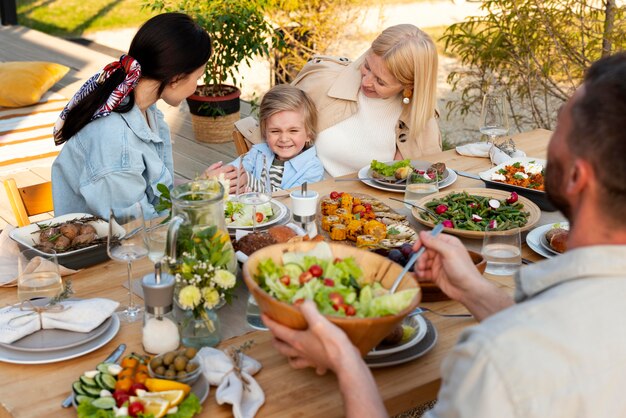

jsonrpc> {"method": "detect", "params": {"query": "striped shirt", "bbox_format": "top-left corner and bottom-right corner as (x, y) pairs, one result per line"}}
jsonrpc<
(246, 158), (285, 192)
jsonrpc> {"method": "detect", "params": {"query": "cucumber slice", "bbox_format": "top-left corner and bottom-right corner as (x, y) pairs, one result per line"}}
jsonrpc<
(82, 385), (102, 397)
(99, 373), (116, 391)
(96, 363), (115, 374)
(80, 375), (97, 387)
(94, 373), (105, 389)
(283, 262), (304, 280)
(72, 381), (87, 396)
(91, 397), (116, 410)
(75, 395), (95, 405)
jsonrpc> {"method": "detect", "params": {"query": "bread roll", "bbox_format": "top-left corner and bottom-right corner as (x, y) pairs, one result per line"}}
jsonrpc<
(267, 225), (297, 243)
(549, 230), (568, 253)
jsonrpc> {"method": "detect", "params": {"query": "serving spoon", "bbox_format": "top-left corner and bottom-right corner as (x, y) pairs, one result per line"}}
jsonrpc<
(389, 223), (444, 294)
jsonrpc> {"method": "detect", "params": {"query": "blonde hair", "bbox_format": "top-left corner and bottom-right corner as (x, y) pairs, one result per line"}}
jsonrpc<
(259, 84), (318, 144)
(370, 24), (438, 144)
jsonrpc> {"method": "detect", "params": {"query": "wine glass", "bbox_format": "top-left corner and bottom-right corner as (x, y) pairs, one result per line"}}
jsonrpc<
(237, 153), (271, 232)
(107, 203), (149, 322)
(479, 93), (509, 145)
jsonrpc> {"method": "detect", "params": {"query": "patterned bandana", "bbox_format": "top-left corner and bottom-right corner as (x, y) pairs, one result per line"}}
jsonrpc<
(53, 55), (141, 145)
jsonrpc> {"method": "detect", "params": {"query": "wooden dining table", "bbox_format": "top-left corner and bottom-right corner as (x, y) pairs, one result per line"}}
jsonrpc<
(0, 129), (564, 418)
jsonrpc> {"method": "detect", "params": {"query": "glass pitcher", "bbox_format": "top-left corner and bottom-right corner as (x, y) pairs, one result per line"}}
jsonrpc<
(166, 179), (236, 274)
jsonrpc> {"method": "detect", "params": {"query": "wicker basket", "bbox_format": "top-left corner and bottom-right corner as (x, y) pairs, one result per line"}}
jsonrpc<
(190, 111), (240, 143)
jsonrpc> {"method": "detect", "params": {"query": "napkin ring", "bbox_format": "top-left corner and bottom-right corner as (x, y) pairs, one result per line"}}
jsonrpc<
(225, 349), (252, 392)
(8, 300), (68, 328)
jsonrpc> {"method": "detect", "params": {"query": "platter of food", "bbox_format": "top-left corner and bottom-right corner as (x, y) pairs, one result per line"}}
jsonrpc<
(478, 157), (555, 211)
(319, 191), (418, 249)
(9, 213), (125, 269)
(357, 160), (457, 193)
(412, 188), (541, 239)
(526, 222), (569, 258)
(224, 198), (289, 230)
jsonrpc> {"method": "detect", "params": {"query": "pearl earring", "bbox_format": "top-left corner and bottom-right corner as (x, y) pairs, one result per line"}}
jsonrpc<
(402, 88), (413, 105)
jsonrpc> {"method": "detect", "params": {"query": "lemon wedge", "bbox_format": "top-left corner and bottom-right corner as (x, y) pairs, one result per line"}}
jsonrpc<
(141, 398), (170, 418)
(139, 389), (186, 407)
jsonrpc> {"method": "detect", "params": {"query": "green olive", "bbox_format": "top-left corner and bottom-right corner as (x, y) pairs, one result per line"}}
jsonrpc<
(174, 355), (188, 372)
(185, 362), (199, 373)
(154, 366), (166, 376)
(177, 370), (188, 379)
(184, 347), (197, 359)
(162, 351), (176, 366)
(164, 369), (177, 379)
(150, 357), (163, 370)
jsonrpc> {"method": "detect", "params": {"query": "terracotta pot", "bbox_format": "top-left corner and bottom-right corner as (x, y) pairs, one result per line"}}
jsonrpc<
(242, 242), (421, 357)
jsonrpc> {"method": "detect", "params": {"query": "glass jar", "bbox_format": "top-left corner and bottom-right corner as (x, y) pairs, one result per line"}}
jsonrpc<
(178, 307), (221, 348)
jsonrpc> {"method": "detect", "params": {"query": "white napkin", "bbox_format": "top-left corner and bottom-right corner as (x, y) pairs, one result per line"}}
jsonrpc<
(197, 347), (264, 418)
(456, 142), (527, 166)
(0, 226), (78, 286)
(0, 298), (119, 344)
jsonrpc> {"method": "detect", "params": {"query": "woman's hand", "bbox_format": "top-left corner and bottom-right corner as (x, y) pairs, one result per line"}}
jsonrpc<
(203, 162), (239, 193)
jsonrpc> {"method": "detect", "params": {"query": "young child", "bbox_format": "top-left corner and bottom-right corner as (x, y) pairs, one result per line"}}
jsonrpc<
(205, 84), (324, 193)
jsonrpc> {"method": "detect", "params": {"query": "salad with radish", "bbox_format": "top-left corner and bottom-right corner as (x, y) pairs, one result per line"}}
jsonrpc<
(254, 243), (418, 317)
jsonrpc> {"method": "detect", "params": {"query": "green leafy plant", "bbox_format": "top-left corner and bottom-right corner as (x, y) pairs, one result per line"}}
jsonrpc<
(145, 0), (275, 97)
(442, 0), (625, 131)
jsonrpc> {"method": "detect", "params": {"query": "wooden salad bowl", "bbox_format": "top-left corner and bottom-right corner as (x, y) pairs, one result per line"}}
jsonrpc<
(242, 242), (421, 357)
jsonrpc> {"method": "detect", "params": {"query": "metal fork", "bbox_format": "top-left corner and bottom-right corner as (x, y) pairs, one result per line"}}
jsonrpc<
(410, 306), (473, 318)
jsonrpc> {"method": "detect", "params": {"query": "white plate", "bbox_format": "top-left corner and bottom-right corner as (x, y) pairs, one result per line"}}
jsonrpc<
(0, 315), (113, 353)
(0, 314), (120, 364)
(526, 222), (569, 259)
(9, 213), (125, 270)
(366, 314), (427, 357)
(365, 316), (437, 368)
(358, 164), (457, 194)
(226, 199), (290, 230)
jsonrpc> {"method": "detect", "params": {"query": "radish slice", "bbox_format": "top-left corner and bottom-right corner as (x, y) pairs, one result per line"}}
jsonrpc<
(488, 199), (501, 209)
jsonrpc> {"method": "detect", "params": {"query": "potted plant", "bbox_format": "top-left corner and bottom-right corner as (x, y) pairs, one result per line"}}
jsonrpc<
(146, 0), (275, 143)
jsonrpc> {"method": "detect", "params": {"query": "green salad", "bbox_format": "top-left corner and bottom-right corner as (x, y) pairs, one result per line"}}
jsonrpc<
(254, 243), (418, 318)
(370, 159), (412, 177)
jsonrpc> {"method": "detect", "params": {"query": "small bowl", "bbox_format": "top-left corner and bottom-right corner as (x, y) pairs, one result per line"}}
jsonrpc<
(421, 250), (486, 302)
(147, 352), (202, 385)
(242, 241), (421, 357)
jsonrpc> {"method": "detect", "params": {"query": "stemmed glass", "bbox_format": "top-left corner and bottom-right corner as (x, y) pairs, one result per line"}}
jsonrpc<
(237, 153), (271, 232)
(479, 93), (511, 152)
(107, 203), (149, 322)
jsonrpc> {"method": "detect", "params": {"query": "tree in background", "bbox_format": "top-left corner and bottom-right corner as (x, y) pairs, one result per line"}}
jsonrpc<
(442, 0), (625, 131)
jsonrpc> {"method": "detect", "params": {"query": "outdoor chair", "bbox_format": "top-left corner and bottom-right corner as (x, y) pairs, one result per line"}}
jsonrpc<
(3, 178), (53, 227)
(233, 129), (252, 156)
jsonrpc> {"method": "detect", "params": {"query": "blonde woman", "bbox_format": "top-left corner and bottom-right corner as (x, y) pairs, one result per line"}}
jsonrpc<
(293, 24), (440, 177)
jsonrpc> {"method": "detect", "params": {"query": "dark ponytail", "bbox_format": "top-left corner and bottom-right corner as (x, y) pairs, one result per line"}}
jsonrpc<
(59, 12), (211, 142)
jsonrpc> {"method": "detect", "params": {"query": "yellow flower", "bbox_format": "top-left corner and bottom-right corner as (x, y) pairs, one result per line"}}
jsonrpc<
(178, 285), (201, 309)
(213, 270), (236, 289)
(202, 287), (220, 309)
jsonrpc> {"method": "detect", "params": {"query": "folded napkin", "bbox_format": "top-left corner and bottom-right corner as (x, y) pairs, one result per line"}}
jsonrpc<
(0, 226), (77, 287)
(456, 142), (527, 166)
(197, 347), (264, 418)
(0, 298), (119, 344)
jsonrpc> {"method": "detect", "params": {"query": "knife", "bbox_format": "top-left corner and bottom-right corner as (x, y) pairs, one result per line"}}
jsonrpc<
(453, 169), (481, 180)
(61, 343), (126, 408)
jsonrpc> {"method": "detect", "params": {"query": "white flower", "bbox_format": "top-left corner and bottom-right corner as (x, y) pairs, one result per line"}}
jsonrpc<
(202, 287), (220, 309)
(213, 270), (236, 289)
(178, 285), (201, 309)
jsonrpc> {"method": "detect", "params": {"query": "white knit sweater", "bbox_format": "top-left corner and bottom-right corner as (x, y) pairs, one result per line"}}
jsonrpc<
(315, 91), (403, 177)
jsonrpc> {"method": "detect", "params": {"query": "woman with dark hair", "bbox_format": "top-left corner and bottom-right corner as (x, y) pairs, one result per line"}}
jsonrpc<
(51, 12), (211, 218)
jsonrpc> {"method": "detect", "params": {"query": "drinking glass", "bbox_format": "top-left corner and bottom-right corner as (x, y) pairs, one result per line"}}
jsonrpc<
(145, 218), (170, 264)
(479, 93), (509, 144)
(481, 225), (522, 276)
(107, 203), (149, 322)
(245, 293), (267, 330)
(404, 167), (439, 210)
(17, 249), (63, 301)
(237, 153), (271, 232)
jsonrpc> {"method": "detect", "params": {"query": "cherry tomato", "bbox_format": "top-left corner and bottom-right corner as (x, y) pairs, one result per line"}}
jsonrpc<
(121, 356), (138, 369)
(256, 212), (264, 223)
(134, 371), (148, 384)
(330, 191), (340, 199)
(344, 305), (356, 316)
(329, 292), (344, 307)
(114, 376), (133, 392)
(294, 298), (305, 306)
(309, 264), (323, 277)
(333, 257), (342, 264)
(363, 203), (372, 211)
(323, 278), (335, 287)
(129, 382), (148, 396)
(128, 401), (145, 417)
(113, 389), (130, 408)
(299, 271), (314, 284)
(279, 275), (291, 286)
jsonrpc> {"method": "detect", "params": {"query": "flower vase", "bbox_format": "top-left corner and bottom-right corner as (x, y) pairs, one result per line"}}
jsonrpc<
(179, 308), (221, 348)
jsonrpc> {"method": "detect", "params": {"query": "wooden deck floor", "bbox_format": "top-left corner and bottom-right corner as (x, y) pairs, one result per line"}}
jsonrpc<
(0, 25), (246, 229)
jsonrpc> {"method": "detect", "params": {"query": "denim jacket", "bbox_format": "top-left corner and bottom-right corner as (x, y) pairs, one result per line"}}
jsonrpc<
(51, 104), (174, 219)
(230, 143), (324, 189)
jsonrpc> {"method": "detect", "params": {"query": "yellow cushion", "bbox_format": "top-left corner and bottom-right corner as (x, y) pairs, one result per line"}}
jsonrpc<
(0, 61), (70, 107)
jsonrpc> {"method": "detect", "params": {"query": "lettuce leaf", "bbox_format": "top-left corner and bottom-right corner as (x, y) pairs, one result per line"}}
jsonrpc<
(370, 159), (411, 177)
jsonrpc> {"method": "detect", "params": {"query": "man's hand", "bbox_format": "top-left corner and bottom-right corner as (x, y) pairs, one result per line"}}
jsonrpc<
(413, 231), (514, 321)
